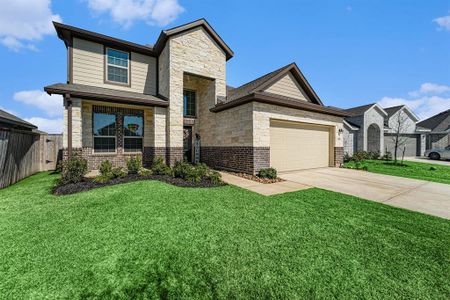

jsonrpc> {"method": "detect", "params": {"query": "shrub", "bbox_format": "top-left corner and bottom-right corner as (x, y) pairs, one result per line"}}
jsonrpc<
(362, 165), (369, 171)
(138, 168), (153, 176)
(343, 153), (352, 163)
(382, 151), (392, 161)
(127, 157), (142, 174)
(173, 161), (203, 182)
(93, 174), (111, 184)
(173, 160), (192, 179)
(152, 157), (172, 175)
(258, 168), (277, 179)
(111, 167), (126, 178)
(367, 151), (380, 160)
(207, 170), (222, 184)
(99, 160), (112, 176)
(60, 156), (88, 184)
(355, 161), (362, 170)
(353, 151), (369, 162)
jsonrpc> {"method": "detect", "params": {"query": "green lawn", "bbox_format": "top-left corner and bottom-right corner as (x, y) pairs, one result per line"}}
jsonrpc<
(343, 159), (450, 184)
(0, 173), (449, 299)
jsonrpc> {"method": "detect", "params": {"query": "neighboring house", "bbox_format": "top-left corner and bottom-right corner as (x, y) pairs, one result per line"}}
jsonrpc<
(417, 109), (450, 150)
(341, 104), (424, 157)
(342, 103), (387, 156)
(0, 109), (37, 131)
(44, 19), (349, 174)
(383, 105), (422, 158)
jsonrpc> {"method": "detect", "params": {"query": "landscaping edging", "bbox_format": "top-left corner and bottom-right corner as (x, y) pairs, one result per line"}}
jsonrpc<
(224, 171), (284, 184)
(53, 174), (226, 195)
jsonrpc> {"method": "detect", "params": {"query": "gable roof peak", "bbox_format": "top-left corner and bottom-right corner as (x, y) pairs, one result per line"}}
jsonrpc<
(154, 18), (234, 60)
(225, 62), (323, 105)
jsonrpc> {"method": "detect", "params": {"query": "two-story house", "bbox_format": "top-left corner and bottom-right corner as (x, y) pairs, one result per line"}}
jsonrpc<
(45, 19), (349, 174)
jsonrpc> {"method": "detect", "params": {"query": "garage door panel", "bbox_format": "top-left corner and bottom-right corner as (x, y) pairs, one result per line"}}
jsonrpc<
(384, 135), (418, 157)
(270, 121), (331, 172)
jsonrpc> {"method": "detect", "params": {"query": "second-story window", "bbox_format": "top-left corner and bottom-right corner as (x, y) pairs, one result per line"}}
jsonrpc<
(106, 48), (129, 84)
(183, 90), (196, 117)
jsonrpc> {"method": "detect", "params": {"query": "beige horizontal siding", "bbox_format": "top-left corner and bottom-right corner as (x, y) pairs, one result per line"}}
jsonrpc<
(72, 38), (157, 95)
(265, 72), (309, 101)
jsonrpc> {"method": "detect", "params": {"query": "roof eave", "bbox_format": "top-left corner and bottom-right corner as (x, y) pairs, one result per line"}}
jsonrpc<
(211, 92), (349, 117)
(53, 21), (156, 56)
(44, 85), (169, 108)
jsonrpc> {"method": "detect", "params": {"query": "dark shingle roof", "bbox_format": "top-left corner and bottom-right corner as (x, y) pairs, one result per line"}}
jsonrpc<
(417, 109), (450, 131)
(384, 105), (404, 118)
(0, 109), (37, 130)
(225, 64), (293, 103)
(343, 103), (376, 116)
(344, 119), (360, 128)
(44, 83), (168, 107)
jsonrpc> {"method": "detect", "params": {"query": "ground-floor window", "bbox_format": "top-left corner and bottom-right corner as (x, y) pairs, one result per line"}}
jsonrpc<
(123, 115), (143, 152)
(93, 112), (116, 153)
(92, 106), (144, 153)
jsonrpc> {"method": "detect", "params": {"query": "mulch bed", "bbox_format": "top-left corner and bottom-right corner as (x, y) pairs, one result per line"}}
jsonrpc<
(53, 174), (226, 196)
(225, 172), (284, 184)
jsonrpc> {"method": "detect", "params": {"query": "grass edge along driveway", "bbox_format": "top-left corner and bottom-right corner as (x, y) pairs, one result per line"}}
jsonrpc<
(343, 159), (450, 184)
(0, 172), (449, 299)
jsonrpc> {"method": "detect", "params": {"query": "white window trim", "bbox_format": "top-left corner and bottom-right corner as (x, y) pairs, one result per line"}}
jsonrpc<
(105, 47), (130, 86)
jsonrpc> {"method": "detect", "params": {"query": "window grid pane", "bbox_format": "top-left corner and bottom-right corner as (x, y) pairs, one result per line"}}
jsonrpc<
(124, 138), (143, 152)
(94, 137), (116, 152)
(93, 112), (116, 152)
(107, 48), (129, 84)
(108, 66), (128, 83)
(183, 90), (196, 117)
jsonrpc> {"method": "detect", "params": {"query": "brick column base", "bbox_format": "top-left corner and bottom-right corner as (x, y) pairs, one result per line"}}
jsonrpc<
(166, 147), (183, 166)
(334, 147), (344, 167)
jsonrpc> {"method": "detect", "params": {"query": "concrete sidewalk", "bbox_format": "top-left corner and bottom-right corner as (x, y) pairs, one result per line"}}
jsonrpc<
(279, 168), (450, 220)
(220, 172), (310, 196)
(405, 157), (450, 166)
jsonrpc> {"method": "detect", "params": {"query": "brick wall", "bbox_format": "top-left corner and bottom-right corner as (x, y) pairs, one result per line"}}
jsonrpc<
(63, 146), (181, 170)
(334, 147), (344, 167)
(201, 146), (270, 174)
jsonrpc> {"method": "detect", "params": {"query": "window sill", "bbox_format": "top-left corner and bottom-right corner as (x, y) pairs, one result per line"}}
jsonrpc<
(123, 152), (143, 155)
(92, 152), (118, 156)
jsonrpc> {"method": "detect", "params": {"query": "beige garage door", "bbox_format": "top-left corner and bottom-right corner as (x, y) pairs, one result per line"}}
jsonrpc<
(270, 120), (331, 172)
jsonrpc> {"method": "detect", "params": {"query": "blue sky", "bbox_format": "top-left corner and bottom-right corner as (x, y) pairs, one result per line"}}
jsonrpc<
(0, 0), (449, 133)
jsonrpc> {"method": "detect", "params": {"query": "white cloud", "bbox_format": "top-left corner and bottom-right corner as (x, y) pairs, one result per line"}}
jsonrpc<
(24, 117), (63, 134)
(418, 82), (450, 94)
(14, 90), (63, 117)
(378, 83), (450, 120)
(433, 15), (450, 31)
(86, 0), (184, 28)
(409, 82), (450, 97)
(0, 0), (62, 51)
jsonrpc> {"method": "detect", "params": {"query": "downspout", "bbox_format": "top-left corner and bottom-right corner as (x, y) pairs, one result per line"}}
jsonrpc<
(65, 93), (73, 159)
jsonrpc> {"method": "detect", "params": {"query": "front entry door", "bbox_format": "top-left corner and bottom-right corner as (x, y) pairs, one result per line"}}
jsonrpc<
(183, 126), (193, 162)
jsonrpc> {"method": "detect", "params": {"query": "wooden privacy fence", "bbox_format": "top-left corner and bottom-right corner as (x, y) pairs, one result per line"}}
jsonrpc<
(0, 129), (62, 189)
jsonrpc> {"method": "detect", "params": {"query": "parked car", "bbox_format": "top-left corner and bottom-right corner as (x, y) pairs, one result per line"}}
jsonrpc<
(424, 146), (450, 160)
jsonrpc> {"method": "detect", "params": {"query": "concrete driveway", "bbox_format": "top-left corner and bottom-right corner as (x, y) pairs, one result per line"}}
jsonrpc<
(279, 168), (450, 220)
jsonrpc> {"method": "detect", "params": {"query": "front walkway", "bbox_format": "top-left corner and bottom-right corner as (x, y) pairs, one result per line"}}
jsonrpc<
(279, 168), (450, 220)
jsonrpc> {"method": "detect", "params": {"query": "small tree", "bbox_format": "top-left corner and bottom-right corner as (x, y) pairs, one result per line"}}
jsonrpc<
(390, 110), (409, 164)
